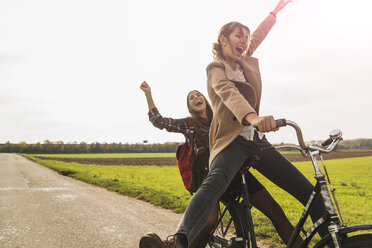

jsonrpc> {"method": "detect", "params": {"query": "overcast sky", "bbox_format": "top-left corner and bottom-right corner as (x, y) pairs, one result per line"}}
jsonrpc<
(1, 0), (371, 145)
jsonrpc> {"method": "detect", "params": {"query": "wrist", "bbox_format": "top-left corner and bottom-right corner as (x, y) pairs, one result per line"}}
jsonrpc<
(270, 11), (277, 17)
(244, 112), (258, 125)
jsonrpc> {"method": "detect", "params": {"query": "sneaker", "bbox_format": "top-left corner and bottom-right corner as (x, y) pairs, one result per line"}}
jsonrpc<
(139, 233), (181, 248)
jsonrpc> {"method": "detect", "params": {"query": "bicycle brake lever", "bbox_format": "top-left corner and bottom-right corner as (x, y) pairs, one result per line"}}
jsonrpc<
(321, 129), (343, 146)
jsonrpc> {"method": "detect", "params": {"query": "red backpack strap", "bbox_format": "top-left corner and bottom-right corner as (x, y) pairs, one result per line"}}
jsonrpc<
(188, 118), (195, 155)
(175, 117), (196, 193)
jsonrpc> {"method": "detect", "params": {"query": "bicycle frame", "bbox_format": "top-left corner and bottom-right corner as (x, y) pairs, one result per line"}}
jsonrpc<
(285, 150), (342, 248)
(276, 120), (372, 248)
(209, 119), (372, 248)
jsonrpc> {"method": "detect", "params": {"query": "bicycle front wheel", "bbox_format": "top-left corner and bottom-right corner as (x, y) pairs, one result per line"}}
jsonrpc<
(317, 233), (372, 248)
(208, 200), (245, 248)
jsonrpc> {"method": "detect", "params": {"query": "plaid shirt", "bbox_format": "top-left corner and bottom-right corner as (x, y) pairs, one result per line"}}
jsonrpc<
(148, 107), (209, 151)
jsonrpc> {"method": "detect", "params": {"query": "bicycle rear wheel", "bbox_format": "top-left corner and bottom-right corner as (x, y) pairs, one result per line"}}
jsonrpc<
(208, 200), (246, 248)
(317, 233), (372, 248)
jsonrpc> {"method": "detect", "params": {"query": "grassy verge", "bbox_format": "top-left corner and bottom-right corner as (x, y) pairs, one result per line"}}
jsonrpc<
(23, 154), (372, 247)
(31, 153), (176, 158)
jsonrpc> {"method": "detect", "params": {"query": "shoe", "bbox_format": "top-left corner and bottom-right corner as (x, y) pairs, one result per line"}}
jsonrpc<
(139, 233), (180, 248)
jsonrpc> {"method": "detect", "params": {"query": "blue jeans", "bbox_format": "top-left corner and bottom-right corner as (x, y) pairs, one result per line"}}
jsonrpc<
(176, 135), (326, 247)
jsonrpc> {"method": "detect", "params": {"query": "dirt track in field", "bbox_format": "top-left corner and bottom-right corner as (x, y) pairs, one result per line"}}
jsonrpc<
(35, 150), (372, 166)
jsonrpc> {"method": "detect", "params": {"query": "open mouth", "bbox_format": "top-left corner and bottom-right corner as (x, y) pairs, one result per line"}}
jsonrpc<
(195, 100), (203, 106)
(236, 47), (244, 55)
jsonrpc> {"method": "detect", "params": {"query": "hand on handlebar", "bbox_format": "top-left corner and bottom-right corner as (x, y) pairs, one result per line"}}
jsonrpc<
(245, 113), (278, 132)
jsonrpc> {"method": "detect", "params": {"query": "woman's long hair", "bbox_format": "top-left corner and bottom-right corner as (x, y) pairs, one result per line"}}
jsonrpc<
(212, 21), (250, 60)
(186, 90), (213, 149)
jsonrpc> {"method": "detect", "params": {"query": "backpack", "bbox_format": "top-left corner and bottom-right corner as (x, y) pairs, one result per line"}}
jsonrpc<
(189, 148), (209, 193)
(176, 118), (209, 194)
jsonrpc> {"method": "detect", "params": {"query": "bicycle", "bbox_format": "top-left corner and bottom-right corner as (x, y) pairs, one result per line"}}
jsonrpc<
(208, 119), (372, 248)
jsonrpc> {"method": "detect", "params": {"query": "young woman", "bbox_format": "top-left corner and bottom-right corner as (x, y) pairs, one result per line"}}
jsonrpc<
(140, 1), (328, 248)
(139, 81), (301, 248)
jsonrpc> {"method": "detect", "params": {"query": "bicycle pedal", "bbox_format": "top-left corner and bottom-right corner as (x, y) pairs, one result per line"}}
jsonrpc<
(228, 237), (245, 247)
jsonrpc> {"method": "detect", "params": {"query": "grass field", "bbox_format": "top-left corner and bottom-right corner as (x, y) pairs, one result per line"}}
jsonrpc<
(33, 153), (176, 158)
(32, 150), (372, 163)
(23, 154), (372, 247)
(31, 151), (304, 159)
(32, 151), (301, 158)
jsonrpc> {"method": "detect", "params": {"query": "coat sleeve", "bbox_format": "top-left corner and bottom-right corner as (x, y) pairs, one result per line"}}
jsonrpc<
(148, 108), (190, 135)
(246, 14), (276, 56)
(207, 62), (256, 124)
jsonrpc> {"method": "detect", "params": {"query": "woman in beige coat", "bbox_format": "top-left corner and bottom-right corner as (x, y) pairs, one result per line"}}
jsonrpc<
(204, 0), (328, 246)
(139, 1), (320, 247)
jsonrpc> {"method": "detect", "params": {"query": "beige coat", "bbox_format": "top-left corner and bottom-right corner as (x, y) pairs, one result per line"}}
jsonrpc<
(206, 14), (276, 164)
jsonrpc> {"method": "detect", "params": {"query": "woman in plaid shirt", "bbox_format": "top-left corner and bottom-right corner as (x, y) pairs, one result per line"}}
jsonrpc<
(139, 81), (301, 248)
(148, 101), (210, 155)
(144, 84), (211, 155)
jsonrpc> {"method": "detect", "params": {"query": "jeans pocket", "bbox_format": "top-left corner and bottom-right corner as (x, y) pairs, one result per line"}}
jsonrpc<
(254, 136), (274, 151)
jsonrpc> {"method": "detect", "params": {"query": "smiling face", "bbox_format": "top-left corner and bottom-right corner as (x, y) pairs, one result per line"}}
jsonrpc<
(188, 90), (206, 114)
(220, 26), (249, 68)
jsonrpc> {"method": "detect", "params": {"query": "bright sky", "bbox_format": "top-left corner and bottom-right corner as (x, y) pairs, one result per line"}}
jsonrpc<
(1, 0), (372, 145)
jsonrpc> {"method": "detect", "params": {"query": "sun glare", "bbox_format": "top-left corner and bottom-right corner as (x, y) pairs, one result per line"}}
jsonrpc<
(316, 0), (371, 31)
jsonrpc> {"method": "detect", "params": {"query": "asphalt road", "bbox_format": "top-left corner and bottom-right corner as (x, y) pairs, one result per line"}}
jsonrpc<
(0, 154), (181, 248)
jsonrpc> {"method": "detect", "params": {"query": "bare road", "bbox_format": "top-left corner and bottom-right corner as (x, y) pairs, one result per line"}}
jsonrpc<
(0, 154), (182, 248)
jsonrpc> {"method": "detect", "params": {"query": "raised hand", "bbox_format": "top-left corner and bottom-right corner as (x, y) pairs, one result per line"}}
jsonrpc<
(140, 81), (151, 94)
(272, 0), (292, 15)
(140, 81), (156, 110)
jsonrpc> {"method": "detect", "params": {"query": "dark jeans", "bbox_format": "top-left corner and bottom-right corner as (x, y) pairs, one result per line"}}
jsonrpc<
(176, 135), (326, 247)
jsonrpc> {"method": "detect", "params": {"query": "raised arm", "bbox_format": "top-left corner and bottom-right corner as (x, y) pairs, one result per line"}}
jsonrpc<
(140, 81), (156, 111)
(140, 81), (190, 135)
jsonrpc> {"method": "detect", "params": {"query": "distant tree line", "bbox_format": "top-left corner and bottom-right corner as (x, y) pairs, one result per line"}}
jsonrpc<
(0, 140), (180, 154)
(330, 138), (372, 150)
(0, 138), (371, 154)
(279, 138), (372, 151)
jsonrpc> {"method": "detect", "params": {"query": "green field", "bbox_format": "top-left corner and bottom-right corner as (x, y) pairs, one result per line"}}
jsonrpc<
(32, 151), (299, 158)
(33, 153), (176, 158)
(23, 154), (372, 247)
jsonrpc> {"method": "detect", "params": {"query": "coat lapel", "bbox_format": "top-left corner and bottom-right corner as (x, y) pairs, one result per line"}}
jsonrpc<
(215, 57), (259, 111)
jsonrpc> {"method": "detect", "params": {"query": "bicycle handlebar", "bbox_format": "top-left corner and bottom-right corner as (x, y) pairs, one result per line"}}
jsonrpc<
(321, 137), (333, 147)
(274, 119), (342, 154)
(275, 119), (287, 128)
